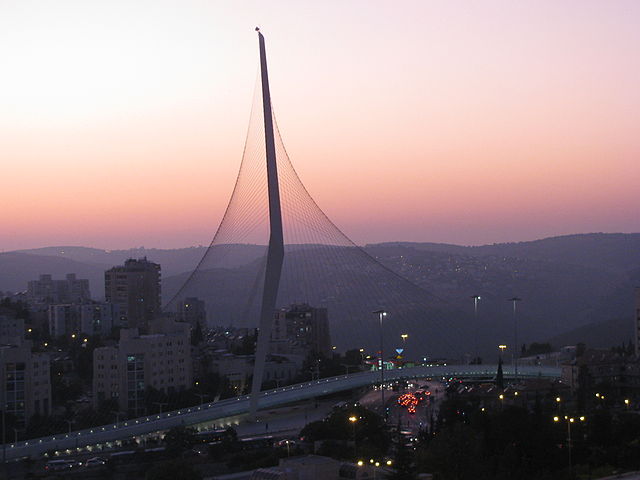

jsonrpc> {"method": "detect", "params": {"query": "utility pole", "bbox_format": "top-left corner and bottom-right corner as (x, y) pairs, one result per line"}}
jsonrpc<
(470, 295), (481, 363)
(508, 297), (522, 383)
(373, 310), (387, 420)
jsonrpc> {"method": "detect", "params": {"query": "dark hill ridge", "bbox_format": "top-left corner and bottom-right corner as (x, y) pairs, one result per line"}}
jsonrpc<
(15, 244), (266, 278)
(0, 252), (105, 297)
(2, 233), (639, 356)
(377, 233), (640, 272)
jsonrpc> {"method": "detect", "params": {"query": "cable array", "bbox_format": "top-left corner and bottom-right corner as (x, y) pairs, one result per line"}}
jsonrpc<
(166, 81), (472, 359)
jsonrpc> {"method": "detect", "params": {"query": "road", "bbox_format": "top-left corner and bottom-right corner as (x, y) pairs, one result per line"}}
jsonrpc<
(2, 364), (559, 461)
(359, 379), (446, 436)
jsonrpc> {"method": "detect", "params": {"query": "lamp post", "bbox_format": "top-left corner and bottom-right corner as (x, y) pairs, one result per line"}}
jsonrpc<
(554, 415), (585, 476)
(498, 345), (507, 359)
(471, 295), (481, 363)
(373, 310), (387, 420)
(349, 415), (358, 456)
(507, 297), (522, 383)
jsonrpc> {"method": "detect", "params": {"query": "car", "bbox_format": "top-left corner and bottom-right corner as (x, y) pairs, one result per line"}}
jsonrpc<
(276, 439), (296, 448)
(44, 459), (76, 472)
(83, 457), (107, 468)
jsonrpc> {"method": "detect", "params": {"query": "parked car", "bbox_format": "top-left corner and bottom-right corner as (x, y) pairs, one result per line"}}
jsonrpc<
(44, 459), (76, 472)
(83, 457), (107, 468)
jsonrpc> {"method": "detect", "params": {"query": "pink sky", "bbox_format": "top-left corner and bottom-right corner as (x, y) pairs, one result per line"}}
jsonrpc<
(1, 1), (639, 251)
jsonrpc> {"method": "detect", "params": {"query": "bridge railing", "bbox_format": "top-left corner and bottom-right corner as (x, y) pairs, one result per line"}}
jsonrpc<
(1, 364), (560, 461)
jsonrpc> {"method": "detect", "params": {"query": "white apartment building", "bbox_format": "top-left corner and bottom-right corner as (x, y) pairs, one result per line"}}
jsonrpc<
(0, 336), (51, 426)
(93, 319), (192, 417)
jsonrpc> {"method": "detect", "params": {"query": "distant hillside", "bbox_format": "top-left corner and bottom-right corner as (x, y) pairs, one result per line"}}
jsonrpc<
(16, 245), (266, 278)
(380, 233), (640, 272)
(547, 317), (633, 349)
(0, 252), (105, 298)
(3, 233), (639, 355)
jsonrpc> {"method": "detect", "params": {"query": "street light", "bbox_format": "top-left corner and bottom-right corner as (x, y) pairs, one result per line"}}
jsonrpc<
(554, 415), (586, 476)
(507, 297), (522, 383)
(498, 345), (507, 359)
(373, 310), (387, 420)
(349, 415), (358, 456)
(471, 295), (481, 363)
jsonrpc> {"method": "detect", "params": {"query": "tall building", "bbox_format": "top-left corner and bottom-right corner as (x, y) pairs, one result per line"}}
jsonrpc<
(48, 303), (118, 338)
(26, 273), (91, 306)
(105, 258), (161, 331)
(176, 297), (206, 329)
(635, 287), (640, 357)
(271, 304), (331, 357)
(0, 316), (26, 346)
(0, 318), (51, 426)
(92, 319), (192, 417)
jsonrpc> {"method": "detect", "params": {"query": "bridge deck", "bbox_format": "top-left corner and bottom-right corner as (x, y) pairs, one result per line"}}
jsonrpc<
(2, 364), (560, 461)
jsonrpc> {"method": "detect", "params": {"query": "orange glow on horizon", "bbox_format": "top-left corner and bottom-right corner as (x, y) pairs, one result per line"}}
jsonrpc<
(1, 1), (639, 251)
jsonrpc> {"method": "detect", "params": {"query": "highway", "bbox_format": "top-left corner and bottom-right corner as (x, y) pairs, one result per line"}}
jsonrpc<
(1, 363), (560, 461)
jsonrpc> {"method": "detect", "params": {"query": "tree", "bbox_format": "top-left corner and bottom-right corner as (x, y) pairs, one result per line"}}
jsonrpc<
(387, 434), (418, 480)
(496, 357), (504, 390)
(164, 426), (197, 455)
(416, 422), (486, 480)
(146, 459), (201, 480)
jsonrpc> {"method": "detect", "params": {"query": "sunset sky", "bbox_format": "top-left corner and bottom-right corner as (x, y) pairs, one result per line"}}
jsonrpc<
(1, 0), (639, 251)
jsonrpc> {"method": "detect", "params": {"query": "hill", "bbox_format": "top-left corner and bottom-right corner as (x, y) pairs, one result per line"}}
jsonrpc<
(3, 233), (639, 356)
(0, 252), (105, 298)
(380, 233), (640, 272)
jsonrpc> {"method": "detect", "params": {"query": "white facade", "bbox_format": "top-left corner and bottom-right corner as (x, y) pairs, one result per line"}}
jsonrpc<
(93, 319), (192, 416)
(0, 342), (51, 426)
(27, 273), (91, 305)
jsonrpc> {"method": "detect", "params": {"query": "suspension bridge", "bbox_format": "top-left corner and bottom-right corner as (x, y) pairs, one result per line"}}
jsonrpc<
(2, 30), (560, 461)
(2, 364), (560, 461)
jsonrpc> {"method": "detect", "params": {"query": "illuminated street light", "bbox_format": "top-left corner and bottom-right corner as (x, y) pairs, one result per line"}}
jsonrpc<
(349, 416), (358, 456)
(498, 345), (507, 362)
(554, 415), (586, 476)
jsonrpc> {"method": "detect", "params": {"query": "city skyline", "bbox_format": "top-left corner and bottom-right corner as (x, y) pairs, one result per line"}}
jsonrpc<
(2, 1), (640, 251)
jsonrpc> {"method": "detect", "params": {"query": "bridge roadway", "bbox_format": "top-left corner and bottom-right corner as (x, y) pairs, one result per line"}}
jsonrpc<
(2, 364), (560, 461)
